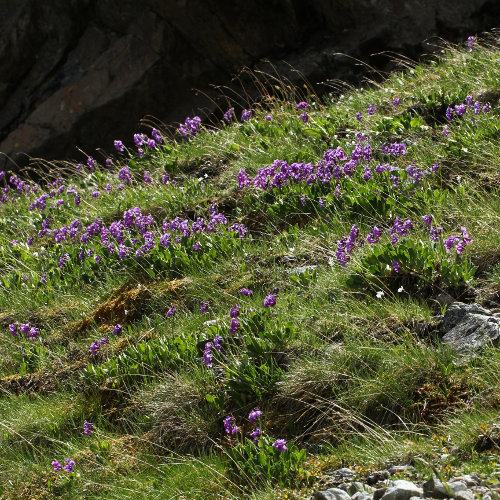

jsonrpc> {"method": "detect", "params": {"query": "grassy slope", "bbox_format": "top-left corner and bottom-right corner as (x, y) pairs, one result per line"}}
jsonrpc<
(0, 37), (499, 498)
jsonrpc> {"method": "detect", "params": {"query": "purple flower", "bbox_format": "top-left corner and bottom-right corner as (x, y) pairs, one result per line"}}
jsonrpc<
(455, 104), (467, 117)
(442, 126), (450, 138)
(152, 128), (163, 144)
(200, 302), (209, 314)
(392, 260), (400, 273)
(272, 439), (287, 452)
(249, 427), (262, 444)
(83, 420), (94, 436)
(366, 226), (383, 244)
(421, 214), (432, 227)
(393, 98), (400, 105)
(106, 158), (112, 167)
(113, 324), (122, 335)
(119, 167), (133, 184)
(467, 35), (475, 51)
(296, 102), (310, 110)
(223, 415), (239, 434)
(264, 294), (277, 308)
(429, 226), (443, 242)
(229, 318), (240, 335)
(223, 107), (234, 123)
(91, 190), (99, 198)
(114, 140), (124, 152)
(241, 109), (252, 122)
(230, 304), (240, 318)
(367, 103), (375, 115)
(203, 342), (213, 367)
(356, 112), (362, 122)
(430, 163), (441, 173)
(147, 138), (156, 149)
(87, 156), (95, 170)
(248, 407), (263, 424)
(28, 327), (38, 339)
(446, 107), (454, 122)
(51, 460), (63, 472)
(300, 112), (308, 123)
(238, 288), (253, 296)
(265, 114), (273, 121)
(64, 458), (75, 473)
(483, 103), (491, 114)
(445, 236), (458, 252)
(90, 341), (100, 355)
(166, 305), (176, 317)
(8, 323), (17, 336)
(213, 334), (222, 351)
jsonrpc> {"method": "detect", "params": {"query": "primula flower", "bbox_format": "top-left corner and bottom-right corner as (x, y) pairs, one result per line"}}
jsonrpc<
(264, 294), (277, 308)
(64, 458), (75, 472)
(241, 109), (252, 122)
(367, 103), (375, 115)
(272, 439), (287, 452)
(51, 460), (63, 472)
(166, 305), (176, 317)
(446, 107), (454, 122)
(152, 128), (163, 144)
(230, 304), (240, 318)
(250, 427), (262, 444)
(300, 112), (308, 123)
(467, 35), (475, 51)
(421, 214), (432, 227)
(296, 101), (309, 110)
(393, 98), (400, 105)
(229, 318), (240, 335)
(83, 420), (94, 436)
(248, 407), (262, 424)
(203, 342), (213, 367)
(223, 415), (239, 434)
(8, 323), (17, 336)
(355, 112), (362, 122)
(114, 140), (124, 152)
(223, 107), (234, 123)
(392, 260), (400, 273)
(200, 302), (209, 313)
(265, 114), (273, 121)
(113, 324), (122, 335)
(442, 126), (450, 137)
(238, 288), (253, 295)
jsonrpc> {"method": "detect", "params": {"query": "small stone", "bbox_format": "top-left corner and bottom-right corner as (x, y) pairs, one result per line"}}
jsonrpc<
(423, 477), (447, 498)
(388, 466), (415, 474)
(348, 482), (365, 495)
(453, 474), (481, 487)
(380, 480), (423, 500)
(312, 487), (353, 500)
(453, 490), (476, 500)
(352, 493), (373, 500)
(373, 488), (387, 500)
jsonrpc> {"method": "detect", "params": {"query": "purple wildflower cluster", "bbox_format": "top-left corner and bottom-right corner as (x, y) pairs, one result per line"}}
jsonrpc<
(223, 107), (234, 123)
(51, 458), (75, 473)
(89, 324), (122, 355)
(8, 322), (38, 339)
(179, 116), (202, 138)
(83, 420), (94, 436)
(334, 215), (472, 267)
(296, 101), (310, 123)
(236, 139), (429, 199)
(33, 204), (247, 273)
(446, 96), (491, 123)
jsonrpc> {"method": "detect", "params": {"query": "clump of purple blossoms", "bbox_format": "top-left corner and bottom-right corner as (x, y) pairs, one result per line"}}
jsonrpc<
(300, 112), (309, 123)
(114, 140), (124, 152)
(265, 114), (273, 121)
(203, 342), (213, 367)
(200, 301), (209, 313)
(51, 460), (63, 472)
(241, 109), (252, 122)
(248, 407), (263, 424)
(356, 112), (362, 122)
(467, 35), (475, 51)
(296, 102), (310, 110)
(272, 439), (287, 452)
(238, 288), (253, 295)
(223, 107), (234, 123)
(64, 459), (75, 472)
(367, 103), (375, 115)
(113, 324), (122, 335)
(230, 304), (240, 318)
(83, 420), (94, 436)
(166, 305), (176, 317)
(179, 116), (202, 138)
(392, 260), (400, 273)
(223, 415), (239, 434)
(213, 334), (222, 351)
(249, 427), (262, 445)
(263, 294), (277, 308)
(229, 318), (240, 335)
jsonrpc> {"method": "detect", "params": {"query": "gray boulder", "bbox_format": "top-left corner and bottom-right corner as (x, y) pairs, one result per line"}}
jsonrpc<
(312, 487), (353, 500)
(423, 478), (467, 498)
(380, 480), (423, 500)
(440, 302), (500, 354)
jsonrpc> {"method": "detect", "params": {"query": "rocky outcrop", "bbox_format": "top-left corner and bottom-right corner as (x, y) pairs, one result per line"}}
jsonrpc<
(0, 0), (498, 171)
(439, 302), (500, 354)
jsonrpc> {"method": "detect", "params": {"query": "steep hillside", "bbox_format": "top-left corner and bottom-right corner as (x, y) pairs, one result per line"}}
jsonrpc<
(0, 35), (499, 499)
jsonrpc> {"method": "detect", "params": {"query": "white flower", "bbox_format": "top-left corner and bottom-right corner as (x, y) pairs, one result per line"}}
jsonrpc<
(398, 286), (404, 293)
(376, 291), (385, 299)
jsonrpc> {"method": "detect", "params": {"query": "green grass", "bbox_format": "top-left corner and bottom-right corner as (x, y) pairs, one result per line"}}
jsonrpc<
(1, 35), (500, 498)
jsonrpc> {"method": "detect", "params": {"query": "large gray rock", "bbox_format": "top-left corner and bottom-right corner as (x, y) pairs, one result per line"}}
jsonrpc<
(440, 302), (500, 354)
(380, 480), (423, 500)
(423, 477), (468, 498)
(312, 487), (353, 500)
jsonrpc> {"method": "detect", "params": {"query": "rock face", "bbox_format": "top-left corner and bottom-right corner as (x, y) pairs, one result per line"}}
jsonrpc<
(0, 0), (498, 170)
(440, 302), (500, 354)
